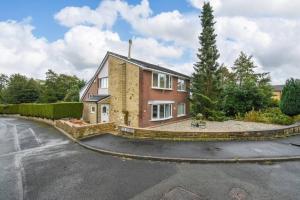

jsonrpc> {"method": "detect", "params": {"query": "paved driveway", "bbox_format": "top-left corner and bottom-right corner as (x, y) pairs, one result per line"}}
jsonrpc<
(1, 117), (300, 200)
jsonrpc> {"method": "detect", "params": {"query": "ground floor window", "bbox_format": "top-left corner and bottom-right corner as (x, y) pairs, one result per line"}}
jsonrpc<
(151, 104), (172, 120)
(90, 105), (96, 113)
(177, 103), (186, 116)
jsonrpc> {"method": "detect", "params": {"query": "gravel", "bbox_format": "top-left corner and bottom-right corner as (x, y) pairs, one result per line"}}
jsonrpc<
(150, 119), (287, 132)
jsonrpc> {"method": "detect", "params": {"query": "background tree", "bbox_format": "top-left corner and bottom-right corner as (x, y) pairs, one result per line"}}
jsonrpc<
(0, 74), (8, 103)
(191, 2), (221, 117)
(222, 52), (273, 116)
(280, 78), (300, 116)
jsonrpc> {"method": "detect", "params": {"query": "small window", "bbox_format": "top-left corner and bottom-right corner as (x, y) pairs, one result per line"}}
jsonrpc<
(177, 103), (186, 116)
(177, 79), (186, 91)
(152, 72), (172, 89)
(90, 105), (96, 113)
(99, 77), (108, 89)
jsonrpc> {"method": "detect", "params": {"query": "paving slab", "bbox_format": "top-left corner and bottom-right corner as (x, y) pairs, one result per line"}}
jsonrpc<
(81, 134), (300, 160)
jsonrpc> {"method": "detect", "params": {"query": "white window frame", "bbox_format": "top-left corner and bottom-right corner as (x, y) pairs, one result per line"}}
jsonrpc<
(177, 78), (186, 92)
(152, 72), (172, 90)
(177, 103), (186, 117)
(90, 105), (96, 113)
(99, 77), (108, 89)
(151, 103), (173, 121)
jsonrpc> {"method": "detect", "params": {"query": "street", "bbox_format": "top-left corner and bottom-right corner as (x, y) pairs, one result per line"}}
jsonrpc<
(0, 117), (300, 200)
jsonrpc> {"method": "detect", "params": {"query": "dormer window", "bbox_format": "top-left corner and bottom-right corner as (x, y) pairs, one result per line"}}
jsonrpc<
(152, 72), (172, 89)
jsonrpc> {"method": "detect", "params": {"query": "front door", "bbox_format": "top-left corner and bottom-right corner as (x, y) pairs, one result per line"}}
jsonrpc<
(100, 104), (109, 123)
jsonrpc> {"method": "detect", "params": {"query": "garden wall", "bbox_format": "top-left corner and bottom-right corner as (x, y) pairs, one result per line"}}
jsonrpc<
(56, 120), (116, 139)
(118, 124), (300, 141)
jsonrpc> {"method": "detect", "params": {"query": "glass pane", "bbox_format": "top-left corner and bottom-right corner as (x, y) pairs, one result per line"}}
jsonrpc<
(159, 104), (165, 118)
(165, 104), (171, 118)
(166, 75), (170, 88)
(159, 74), (165, 88)
(153, 73), (158, 87)
(152, 105), (158, 119)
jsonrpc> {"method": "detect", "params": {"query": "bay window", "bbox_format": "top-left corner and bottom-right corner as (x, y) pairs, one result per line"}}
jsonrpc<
(177, 103), (186, 116)
(177, 78), (186, 91)
(152, 72), (172, 89)
(151, 104), (172, 120)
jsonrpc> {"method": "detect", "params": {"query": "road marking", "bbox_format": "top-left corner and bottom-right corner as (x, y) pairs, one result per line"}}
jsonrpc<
(0, 141), (70, 159)
(29, 128), (42, 146)
(14, 154), (24, 200)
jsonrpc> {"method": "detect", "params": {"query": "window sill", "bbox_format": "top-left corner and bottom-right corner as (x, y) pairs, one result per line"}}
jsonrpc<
(151, 87), (173, 91)
(150, 117), (173, 121)
(177, 114), (186, 117)
(177, 90), (187, 92)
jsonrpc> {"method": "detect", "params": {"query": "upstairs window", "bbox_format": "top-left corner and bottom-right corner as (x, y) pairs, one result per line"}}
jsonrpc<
(177, 78), (186, 91)
(152, 72), (172, 89)
(99, 77), (108, 89)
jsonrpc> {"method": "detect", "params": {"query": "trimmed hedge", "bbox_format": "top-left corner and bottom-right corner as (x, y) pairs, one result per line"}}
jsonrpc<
(0, 102), (83, 120)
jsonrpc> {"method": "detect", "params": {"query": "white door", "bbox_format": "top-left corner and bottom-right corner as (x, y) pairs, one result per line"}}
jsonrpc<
(100, 104), (109, 123)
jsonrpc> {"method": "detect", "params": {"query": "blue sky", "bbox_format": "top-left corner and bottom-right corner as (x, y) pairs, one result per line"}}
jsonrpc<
(0, 0), (299, 84)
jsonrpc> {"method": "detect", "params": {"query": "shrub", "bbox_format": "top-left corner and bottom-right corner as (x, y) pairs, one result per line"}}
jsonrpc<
(243, 108), (294, 125)
(0, 104), (19, 114)
(280, 78), (300, 116)
(1, 102), (83, 120)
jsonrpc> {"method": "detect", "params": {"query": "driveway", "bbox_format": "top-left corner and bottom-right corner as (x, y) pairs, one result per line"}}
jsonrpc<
(1, 116), (300, 200)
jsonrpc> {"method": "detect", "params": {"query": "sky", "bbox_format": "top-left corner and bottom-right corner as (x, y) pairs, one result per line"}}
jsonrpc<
(0, 0), (299, 84)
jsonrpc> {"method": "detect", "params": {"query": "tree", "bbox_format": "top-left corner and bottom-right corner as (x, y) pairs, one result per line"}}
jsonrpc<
(191, 2), (221, 117)
(280, 78), (300, 116)
(0, 74), (8, 103)
(222, 52), (273, 116)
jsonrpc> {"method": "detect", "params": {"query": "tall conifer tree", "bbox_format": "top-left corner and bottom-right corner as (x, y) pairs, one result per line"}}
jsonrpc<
(191, 2), (220, 117)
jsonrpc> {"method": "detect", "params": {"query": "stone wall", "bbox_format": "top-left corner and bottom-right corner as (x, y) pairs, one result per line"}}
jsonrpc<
(118, 124), (300, 141)
(82, 102), (97, 124)
(56, 120), (116, 139)
(108, 56), (140, 127)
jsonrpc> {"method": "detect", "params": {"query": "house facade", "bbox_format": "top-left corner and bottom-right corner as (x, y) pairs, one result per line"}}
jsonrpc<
(272, 85), (284, 100)
(80, 51), (190, 128)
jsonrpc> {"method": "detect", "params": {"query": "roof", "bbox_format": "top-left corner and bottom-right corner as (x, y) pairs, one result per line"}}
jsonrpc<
(80, 51), (190, 100)
(273, 85), (284, 92)
(85, 95), (110, 102)
(108, 51), (190, 79)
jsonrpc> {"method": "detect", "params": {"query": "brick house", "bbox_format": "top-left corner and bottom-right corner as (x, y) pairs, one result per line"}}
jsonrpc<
(80, 50), (190, 128)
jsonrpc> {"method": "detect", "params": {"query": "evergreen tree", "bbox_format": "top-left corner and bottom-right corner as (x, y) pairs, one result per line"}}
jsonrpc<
(191, 2), (221, 117)
(280, 78), (300, 116)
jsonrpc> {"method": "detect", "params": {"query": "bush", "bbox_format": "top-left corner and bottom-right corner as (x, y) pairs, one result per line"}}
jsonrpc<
(1, 102), (83, 120)
(280, 78), (300, 116)
(243, 108), (294, 125)
(0, 104), (19, 114)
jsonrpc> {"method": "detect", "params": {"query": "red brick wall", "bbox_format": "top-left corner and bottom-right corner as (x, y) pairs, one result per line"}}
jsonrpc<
(139, 69), (190, 127)
(82, 76), (99, 101)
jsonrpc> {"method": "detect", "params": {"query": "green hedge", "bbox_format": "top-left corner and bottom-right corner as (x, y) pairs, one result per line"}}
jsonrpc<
(0, 102), (83, 120)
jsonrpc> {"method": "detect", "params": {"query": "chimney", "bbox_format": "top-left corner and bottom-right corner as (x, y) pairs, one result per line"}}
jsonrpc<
(128, 39), (132, 59)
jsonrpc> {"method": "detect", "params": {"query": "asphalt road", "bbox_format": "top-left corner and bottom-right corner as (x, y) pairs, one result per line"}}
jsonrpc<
(1, 117), (300, 200)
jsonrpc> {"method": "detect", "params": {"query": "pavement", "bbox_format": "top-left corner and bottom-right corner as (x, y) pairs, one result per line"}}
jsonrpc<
(81, 133), (300, 161)
(1, 116), (300, 200)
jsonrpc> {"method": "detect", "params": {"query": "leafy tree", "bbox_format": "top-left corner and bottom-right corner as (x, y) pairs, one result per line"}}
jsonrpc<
(222, 52), (273, 116)
(280, 78), (300, 116)
(2, 74), (40, 104)
(40, 69), (85, 103)
(0, 74), (8, 103)
(191, 2), (221, 117)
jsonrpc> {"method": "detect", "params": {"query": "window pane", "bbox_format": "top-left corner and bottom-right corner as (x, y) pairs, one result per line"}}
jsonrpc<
(177, 103), (185, 115)
(165, 104), (171, 118)
(159, 74), (165, 88)
(153, 73), (158, 87)
(166, 75), (170, 88)
(152, 105), (158, 119)
(159, 104), (165, 118)
(100, 78), (108, 88)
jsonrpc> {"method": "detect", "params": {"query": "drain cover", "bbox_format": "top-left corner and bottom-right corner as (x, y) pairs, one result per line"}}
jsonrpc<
(161, 187), (202, 200)
(229, 187), (250, 200)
